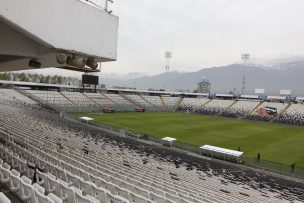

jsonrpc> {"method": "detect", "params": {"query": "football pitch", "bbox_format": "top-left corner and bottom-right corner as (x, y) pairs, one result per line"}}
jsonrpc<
(84, 112), (304, 167)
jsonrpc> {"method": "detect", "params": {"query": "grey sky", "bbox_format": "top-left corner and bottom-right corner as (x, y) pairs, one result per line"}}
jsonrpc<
(35, 0), (304, 76)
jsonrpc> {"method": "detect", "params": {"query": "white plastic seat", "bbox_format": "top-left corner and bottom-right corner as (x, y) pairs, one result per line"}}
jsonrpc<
(114, 186), (130, 201)
(66, 171), (78, 186)
(18, 157), (27, 175)
(61, 182), (76, 203)
(35, 188), (55, 203)
(150, 192), (166, 203)
(48, 193), (63, 203)
(36, 169), (48, 187)
(20, 176), (36, 203)
(104, 181), (116, 194)
(134, 186), (149, 199)
(26, 162), (36, 179)
(9, 169), (21, 195)
(91, 184), (107, 203)
(130, 192), (150, 203)
(48, 174), (62, 197)
(75, 191), (93, 203)
(0, 162), (11, 185)
(55, 165), (66, 182)
(106, 192), (125, 203)
(0, 192), (11, 203)
(79, 179), (92, 196)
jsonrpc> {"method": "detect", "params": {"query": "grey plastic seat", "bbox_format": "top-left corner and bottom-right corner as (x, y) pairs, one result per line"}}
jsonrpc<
(61, 182), (77, 203)
(91, 184), (107, 203)
(9, 169), (21, 196)
(20, 176), (36, 203)
(0, 162), (11, 185)
(35, 188), (55, 203)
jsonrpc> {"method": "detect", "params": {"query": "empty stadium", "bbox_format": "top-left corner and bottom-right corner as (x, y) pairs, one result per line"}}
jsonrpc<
(1, 0), (304, 203)
(0, 83), (303, 203)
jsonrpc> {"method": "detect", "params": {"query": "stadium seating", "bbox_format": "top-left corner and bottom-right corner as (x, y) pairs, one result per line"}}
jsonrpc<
(179, 97), (210, 112)
(161, 96), (180, 111)
(142, 95), (166, 111)
(248, 101), (288, 121)
(196, 99), (235, 115)
(276, 103), (304, 125)
(222, 100), (260, 118)
(26, 90), (71, 106)
(0, 97), (303, 203)
(0, 88), (36, 104)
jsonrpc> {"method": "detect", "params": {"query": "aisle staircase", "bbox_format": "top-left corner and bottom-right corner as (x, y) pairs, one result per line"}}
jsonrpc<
(119, 93), (141, 108)
(100, 92), (116, 104)
(59, 92), (76, 105)
(82, 92), (97, 104)
(174, 97), (184, 112)
(139, 95), (155, 107)
(270, 103), (292, 123)
(201, 99), (212, 108)
(245, 101), (263, 117)
(220, 100), (238, 114)
(159, 96), (168, 111)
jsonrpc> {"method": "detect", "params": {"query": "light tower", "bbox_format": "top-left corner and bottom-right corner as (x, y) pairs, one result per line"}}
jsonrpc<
(165, 51), (172, 71)
(164, 51), (172, 90)
(241, 53), (250, 94)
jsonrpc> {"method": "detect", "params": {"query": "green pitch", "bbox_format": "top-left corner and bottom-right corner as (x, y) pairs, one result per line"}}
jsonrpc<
(84, 112), (304, 167)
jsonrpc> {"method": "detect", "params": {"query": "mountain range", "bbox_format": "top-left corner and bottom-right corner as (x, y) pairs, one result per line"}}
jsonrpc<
(99, 60), (304, 96)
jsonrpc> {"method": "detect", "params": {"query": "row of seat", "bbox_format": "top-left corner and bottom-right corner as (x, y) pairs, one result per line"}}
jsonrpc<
(0, 101), (301, 202)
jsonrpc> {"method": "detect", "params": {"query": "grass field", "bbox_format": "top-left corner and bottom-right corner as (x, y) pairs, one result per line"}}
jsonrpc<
(84, 112), (304, 168)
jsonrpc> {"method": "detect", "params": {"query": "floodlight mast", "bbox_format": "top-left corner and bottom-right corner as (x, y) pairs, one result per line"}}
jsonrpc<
(165, 51), (172, 90)
(241, 53), (250, 95)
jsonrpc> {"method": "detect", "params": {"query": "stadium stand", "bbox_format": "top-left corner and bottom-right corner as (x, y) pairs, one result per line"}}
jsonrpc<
(179, 97), (210, 112)
(142, 95), (166, 111)
(25, 90), (71, 106)
(84, 93), (115, 107)
(161, 96), (180, 111)
(123, 94), (155, 110)
(222, 100), (260, 118)
(276, 103), (304, 125)
(0, 88), (36, 105)
(248, 101), (289, 122)
(196, 99), (235, 115)
(106, 93), (136, 111)
(0, 89), (303, 202)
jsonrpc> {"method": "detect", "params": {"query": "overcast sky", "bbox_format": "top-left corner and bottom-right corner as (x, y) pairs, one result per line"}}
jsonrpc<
(35, 0), (304, 76)
(97, 0), (303, 75)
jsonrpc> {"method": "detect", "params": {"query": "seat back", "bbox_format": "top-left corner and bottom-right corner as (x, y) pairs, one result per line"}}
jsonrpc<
(0, 163), (10, 183)
(35, 188), (54, 203)
(106, 192), (123, 203)
(75, 191), (92, 203)
(36, 169), (48, 187)
(150, 192), (166, 203)
(114, 186), (130, 201)
(20, 176), (35, 203)
(61, 182), (76, 203)
(48, 193), (63, 203)
(48, 175), (62, 197)
(9, 169), (21, 194)
(130, 192), (149, 203)
(91, 184), (107, 203)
